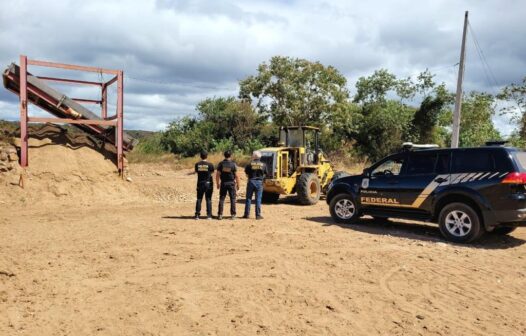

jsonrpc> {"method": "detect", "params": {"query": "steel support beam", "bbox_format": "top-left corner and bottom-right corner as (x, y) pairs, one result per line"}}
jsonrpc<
(36, 76), (102, 86)
(101, 85), (108, 119)
(116, 71), (124, 175)
(19, 55), (28, 167)
(105, 75), (118, 87)
(28, 117), (117, 126)
(27, 59), (119, 75)
(71, 98), (102, 104)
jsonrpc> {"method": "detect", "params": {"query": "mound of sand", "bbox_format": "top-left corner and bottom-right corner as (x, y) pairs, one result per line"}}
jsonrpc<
(0, 124), (138, 206)
(0, 124), (199, 207)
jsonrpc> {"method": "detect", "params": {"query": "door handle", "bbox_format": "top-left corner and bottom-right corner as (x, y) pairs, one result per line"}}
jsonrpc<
(434, 177), (448, 183)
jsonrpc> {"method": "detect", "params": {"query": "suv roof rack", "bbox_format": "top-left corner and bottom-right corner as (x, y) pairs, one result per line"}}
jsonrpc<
(485, 140), (508, 146)
(401, 142), (439, 151)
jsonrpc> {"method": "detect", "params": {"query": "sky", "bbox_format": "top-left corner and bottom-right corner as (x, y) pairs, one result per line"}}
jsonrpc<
(0, 0), (524, 134)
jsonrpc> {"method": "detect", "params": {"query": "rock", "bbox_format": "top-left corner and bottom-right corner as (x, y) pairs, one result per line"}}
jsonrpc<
(126, 177), (133, 182)
(0, 162), (8, 172)
(8, 153), (18, 162)
(416, 314), (425, 320)
(50, 184), (69, 197)
(0, 152), (7, 161)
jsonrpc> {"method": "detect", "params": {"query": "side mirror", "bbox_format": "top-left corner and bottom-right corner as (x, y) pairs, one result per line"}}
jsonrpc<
(362, 168), (370, 177)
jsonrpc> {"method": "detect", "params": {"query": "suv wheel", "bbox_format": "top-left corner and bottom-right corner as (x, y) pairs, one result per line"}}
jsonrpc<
(439, 203), (484, 243)
(329, 194), (359, 223)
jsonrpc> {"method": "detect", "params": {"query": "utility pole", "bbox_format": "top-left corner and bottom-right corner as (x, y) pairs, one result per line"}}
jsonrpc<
(451, 11), (469, 148)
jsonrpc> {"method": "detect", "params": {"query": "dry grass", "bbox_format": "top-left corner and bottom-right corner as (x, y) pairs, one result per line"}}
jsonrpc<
(176, 152), (251, 169)
(328, 151), (369, 174)
(128, 151), (251, 169)
(127, 152), (177, 164)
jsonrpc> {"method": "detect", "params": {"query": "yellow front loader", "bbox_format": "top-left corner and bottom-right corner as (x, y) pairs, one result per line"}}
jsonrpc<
(258, 126), (347, 205)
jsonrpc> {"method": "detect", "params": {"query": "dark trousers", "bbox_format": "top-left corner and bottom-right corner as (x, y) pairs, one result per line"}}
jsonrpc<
(244, 179), (263, 217)
(218, 182), (236, 216)
(195, 181), (213, 217)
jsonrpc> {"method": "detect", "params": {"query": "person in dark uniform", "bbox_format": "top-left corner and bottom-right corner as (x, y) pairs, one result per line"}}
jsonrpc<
(216, 150), (240, 220)
(243, 150), (267, 219)
(194, 150), (214, 220)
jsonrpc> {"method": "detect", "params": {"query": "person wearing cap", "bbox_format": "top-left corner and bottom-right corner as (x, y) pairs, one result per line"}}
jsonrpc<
(216, 150), (240, 220)
(243, 150), (267, 220)
(194, 150), (214, 220)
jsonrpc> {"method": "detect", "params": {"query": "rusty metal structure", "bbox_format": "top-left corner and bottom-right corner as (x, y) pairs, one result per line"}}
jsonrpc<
(2, 55), (135, 175)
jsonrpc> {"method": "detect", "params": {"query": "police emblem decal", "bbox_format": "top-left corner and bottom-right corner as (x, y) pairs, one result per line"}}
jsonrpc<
(361, 178), (369, 189)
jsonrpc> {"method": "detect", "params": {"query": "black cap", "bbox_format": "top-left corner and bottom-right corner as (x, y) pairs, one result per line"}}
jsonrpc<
(224, 150), (232, 158)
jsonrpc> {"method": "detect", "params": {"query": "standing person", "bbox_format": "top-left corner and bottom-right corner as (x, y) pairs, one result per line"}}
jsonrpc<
(216, 150), (240, 220)
(243, 150), (267, 220)
(194, 150), (214, 220)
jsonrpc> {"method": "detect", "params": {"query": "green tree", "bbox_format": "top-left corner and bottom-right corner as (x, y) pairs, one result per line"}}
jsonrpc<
(459, 92), (501, 147)
(353, 69), (417, 104)
(410, 84), (454, 145)
(196, 97), (264, 148)
(415, 69), (436, 97)
(352, 69), (419, 160)
(354, 101), (416, 161)
(159, 97), (269, 156)
(498, 76), (526, 138)
(239, 56), (350, 126)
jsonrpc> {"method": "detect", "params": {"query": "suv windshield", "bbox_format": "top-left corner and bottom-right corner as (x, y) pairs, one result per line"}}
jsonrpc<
(371, 156), (405, 176)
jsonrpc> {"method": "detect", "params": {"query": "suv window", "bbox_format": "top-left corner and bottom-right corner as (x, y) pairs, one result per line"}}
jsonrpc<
(452, 150), (494, 173)
(493, 149), (514, 171)
(513, 151), (526, 172)
(407, 152), (437, 175)
(436, 152), (451, 174)
(371, 156), (406, 177)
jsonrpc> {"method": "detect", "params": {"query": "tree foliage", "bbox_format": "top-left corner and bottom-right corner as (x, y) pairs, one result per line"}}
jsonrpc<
(239, 56), (349, 126)
(158, 97), (267, 157)
(410, 84), (454, 145)
(132, 56), (514, 163)
(498, 76), (526, 138)
(459, 92), (501, 147)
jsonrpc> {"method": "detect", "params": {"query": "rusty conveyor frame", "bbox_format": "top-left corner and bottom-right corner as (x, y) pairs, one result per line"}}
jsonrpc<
(2, 55), (134, 175)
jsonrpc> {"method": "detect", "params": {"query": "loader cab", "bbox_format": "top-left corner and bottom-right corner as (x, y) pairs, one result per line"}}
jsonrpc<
(279, 126), (321, 165)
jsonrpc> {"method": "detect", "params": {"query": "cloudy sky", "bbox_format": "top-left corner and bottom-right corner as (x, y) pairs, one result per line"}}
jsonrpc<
(0, 0), (524, 134)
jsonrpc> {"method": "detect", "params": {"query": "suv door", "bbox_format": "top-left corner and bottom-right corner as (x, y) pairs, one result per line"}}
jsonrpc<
(360, 153), (408, 208)
(395, 151), (451, 212)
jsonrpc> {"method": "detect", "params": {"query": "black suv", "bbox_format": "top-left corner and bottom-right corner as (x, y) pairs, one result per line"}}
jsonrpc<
(326, 145), (526, 243)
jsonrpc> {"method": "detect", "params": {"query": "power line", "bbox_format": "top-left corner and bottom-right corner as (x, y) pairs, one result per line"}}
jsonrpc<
(468, 22), (500, 90)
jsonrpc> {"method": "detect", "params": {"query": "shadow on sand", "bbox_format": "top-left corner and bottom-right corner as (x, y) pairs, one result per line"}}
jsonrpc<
(306, 216), (525, 250)
(19, 124), (117, 164)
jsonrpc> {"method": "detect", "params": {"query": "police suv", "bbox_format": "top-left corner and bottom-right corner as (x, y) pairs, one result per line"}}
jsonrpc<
(326, 142), (526, 243)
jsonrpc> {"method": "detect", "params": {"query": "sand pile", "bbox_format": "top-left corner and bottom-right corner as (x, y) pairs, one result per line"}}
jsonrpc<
(0, 124), (139, 206)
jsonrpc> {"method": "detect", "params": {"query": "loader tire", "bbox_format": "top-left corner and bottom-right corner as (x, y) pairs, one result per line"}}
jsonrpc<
(297, 173), (321, 205)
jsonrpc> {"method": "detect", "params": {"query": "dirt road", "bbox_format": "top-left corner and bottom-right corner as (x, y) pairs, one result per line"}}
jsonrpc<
(1, 166), (525, 335)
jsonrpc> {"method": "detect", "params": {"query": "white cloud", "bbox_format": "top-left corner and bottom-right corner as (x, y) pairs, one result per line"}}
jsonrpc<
(0, 0), (524, 134)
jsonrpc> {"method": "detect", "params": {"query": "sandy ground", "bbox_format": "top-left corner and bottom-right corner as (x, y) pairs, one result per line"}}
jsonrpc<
(0, 141), (525, 335)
